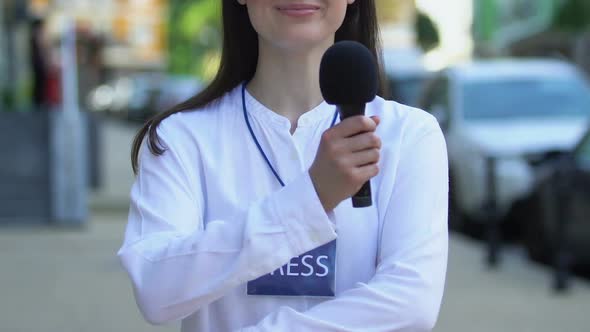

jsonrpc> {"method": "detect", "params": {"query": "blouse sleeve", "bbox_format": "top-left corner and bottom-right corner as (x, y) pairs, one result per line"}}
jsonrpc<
(242, 116), (449, 332)
(117, 121), (337, 325)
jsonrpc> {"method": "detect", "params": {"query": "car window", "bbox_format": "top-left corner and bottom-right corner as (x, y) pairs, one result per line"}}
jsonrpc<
(388, 76), (427, 107)
(421, 77), (449, 111)
(420, 77), (452, 129)
(462, 78), (590, 120)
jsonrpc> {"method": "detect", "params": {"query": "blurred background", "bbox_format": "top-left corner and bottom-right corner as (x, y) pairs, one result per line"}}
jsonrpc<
(1, 0), (589, 331)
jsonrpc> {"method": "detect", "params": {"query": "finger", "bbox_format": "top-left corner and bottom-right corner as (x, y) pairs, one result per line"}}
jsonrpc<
(370, 115), (381, 127)
(355, 163), (380, 181)
(342, 132), (381, 152)
(347, 148), (380, 167)
(332, 116), (377, 138)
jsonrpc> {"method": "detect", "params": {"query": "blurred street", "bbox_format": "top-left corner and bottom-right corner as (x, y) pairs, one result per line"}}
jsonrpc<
(2, 0), (590, 331)
(1, 119), (589, 332)
(0, 212), (177, 332)
(88, 119), (137, 213)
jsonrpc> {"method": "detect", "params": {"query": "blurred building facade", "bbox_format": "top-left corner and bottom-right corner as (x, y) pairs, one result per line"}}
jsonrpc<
(1, 0), (31, 111)
(0, 3), (7, 112)
(377, 0), (417, 49)
(29, 0), (168, 71)
(0, 0), (170, 111)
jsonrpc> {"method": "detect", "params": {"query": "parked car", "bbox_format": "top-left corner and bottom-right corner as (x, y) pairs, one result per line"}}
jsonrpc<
(522, 126), (590, 265)
(154, 75), (203, 113)
(87, 74), (202, 122)
(382, 47), (432, 107)
(418, 59), (590, 229)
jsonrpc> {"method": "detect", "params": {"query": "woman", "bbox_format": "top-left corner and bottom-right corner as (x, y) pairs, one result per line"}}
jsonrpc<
(118, 1), (448, 331)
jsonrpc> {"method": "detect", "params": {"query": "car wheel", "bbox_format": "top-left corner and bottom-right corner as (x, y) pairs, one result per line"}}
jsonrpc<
(523, 183), (552, 263)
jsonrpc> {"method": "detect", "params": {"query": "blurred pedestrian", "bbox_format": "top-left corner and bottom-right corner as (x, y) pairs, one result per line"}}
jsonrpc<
(118, 1), (448, 331)
(29, 17), (50, 109)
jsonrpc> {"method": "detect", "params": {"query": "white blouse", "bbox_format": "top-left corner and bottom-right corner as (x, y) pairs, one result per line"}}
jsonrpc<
(118, 84), (449, 332)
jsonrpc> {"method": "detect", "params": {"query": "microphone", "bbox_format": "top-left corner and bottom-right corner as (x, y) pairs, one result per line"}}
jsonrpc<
(319, 41), (379, 208)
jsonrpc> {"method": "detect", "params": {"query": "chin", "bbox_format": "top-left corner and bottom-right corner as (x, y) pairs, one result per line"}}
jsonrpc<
(275, 29), (334, 50)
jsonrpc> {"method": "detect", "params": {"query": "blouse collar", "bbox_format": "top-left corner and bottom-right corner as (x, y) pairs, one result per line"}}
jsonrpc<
(240, 83), (336, 130)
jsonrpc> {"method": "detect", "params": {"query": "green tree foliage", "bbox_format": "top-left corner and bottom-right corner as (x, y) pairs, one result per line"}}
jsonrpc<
(168, 0), (222, 78)
(551, 0), (590, 32)
(415, 11), (440, 52)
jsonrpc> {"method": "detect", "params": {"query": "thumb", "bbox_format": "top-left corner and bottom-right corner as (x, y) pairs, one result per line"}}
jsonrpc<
(370, 115), (381, 127)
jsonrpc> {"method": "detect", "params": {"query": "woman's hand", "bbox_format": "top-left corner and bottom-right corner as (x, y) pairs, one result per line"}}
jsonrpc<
(309, 115), (381, 211)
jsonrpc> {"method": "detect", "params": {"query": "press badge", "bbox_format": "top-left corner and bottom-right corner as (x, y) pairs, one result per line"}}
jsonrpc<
(247, 240), (337, 297)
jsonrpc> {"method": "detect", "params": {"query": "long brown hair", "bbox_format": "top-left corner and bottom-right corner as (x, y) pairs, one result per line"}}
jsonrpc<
(131, 0), (387, 174)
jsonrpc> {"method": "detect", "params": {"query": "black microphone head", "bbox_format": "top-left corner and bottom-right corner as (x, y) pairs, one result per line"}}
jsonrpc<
(320, 41), (378, 106)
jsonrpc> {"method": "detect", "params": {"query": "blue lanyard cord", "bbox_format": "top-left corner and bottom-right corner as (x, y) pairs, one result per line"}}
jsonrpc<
(242, 83), (338, 188)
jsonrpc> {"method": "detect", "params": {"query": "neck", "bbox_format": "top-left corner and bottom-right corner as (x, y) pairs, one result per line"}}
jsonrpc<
(246, 38), (333, 130)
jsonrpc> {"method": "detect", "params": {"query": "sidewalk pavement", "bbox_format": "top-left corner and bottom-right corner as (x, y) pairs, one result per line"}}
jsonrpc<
(1, 209), (589, 332)
(0, 212), (177, 332)
(437, 235), (590, 332)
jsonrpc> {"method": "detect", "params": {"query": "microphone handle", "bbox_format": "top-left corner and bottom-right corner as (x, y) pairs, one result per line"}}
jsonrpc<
(352, 181), (372, 208)
(338, 104), (372, 208)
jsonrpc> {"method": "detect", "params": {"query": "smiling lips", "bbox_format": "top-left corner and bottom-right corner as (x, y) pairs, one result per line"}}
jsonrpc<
(277, 3), (321, 17)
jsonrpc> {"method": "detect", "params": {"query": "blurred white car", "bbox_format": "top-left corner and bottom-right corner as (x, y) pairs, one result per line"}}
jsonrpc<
(418, 59), (590, 227)
(382, 47), (432, 107)
(87, 74), (202, 122)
